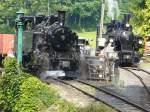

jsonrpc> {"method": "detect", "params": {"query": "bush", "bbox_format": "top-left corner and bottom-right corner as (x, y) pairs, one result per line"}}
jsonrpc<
(13, 76), (58, 112)
(0, 57), (76, 112)
(0, 57), (24, 111)
(0, 24), (14, 34)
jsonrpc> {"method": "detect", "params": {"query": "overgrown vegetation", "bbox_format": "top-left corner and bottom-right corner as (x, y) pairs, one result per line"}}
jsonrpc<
(0, 57), (76, 112)
(77, 103), (116, 112)
(129, 0), (150, 36)
(0, 24), (15, 34)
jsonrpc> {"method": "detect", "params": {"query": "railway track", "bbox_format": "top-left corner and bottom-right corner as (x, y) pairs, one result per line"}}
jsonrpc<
(45, 77), (149, 112)
(121, 67), (150, 95)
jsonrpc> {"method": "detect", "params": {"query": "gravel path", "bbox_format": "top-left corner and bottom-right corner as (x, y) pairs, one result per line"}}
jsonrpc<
(100, 68), (150, 111)
(46, 79), (96, 108)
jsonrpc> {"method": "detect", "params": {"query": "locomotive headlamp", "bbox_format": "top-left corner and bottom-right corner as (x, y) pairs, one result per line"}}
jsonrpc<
(122, 32), (126, 36)
(99, 65), (103, 69)
(110, 38), (113, 43)
(126, 23), (130, 27)
(139, 40), (142, 44)
(123, 31), (127, 36)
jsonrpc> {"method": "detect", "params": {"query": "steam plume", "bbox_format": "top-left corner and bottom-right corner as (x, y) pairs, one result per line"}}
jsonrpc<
(107, 0), (120, 20)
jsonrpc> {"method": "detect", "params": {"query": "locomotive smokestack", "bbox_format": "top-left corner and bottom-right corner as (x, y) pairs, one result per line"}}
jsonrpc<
(58, 10), (66, 26)
(123, 14), (131, 24)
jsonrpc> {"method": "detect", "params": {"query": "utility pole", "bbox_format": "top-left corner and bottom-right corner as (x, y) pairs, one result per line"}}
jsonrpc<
(60, 0), (64, 8)
(97, 0), (105, 50)
(48, 0), (50, 16)
(99, 0), (105, 39)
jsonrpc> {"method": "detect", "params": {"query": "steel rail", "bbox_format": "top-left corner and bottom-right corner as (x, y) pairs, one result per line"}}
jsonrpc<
(45, 77), (121, 112)
(137, 68), (150, 76)
(121, 67), (150, 75)
(121, 67), (150, 95)
(46, 77), (149, 112)
(76, 79), (149, 112)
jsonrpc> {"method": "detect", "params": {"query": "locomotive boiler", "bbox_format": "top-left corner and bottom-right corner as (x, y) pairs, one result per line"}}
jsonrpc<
(19, 11), (80, 74)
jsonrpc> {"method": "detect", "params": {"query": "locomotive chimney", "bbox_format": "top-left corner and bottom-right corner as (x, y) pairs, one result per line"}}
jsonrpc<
(123, 14), (131, 24)
(58, 10), (66, 26)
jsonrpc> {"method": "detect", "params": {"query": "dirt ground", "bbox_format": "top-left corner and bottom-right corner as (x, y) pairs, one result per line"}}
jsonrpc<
(46, 79), (96, 108)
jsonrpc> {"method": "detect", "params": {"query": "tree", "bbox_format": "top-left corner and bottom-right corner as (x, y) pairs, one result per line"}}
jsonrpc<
(127, 0), (147, 36)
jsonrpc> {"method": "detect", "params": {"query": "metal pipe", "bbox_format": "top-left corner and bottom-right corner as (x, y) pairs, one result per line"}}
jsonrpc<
(16, 10), (24, 64)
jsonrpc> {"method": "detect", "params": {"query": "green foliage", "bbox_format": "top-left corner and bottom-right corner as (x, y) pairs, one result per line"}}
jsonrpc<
(0, 0), (101, 32)
(13, 76), (58, 112)
(129, 0), (150, 36)
(0, 24), (14, 33)
(77, 31), (96, 48)
(0, 57), (57, 111)
(3, 57), (19, 75)
(0, 0), (149, 33)
(54, 100), (76, 112)
(77, 103), (116, 112)
(0, 57), (77, 112)
(0, 57), (24, 111)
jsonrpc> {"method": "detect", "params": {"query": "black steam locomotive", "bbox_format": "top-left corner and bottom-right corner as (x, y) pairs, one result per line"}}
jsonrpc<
(98, 14), (143, 66)
(20, 11), (80, 74)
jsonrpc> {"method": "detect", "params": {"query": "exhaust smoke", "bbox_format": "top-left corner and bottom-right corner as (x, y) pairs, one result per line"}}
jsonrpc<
(107, 0), (120, 20)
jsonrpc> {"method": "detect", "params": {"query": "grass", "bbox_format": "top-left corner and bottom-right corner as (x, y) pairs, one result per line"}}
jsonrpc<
(140, 63), (150, 69)
(140, 56), (150, 69)
(143, 56), (150, 63)
(77, 102), (117, 112)
(77, 31), (97, 48)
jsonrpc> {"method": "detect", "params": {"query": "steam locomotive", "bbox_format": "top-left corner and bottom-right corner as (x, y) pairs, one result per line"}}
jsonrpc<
(19, 11), (80, 74)
(97, 14), (143, 66)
